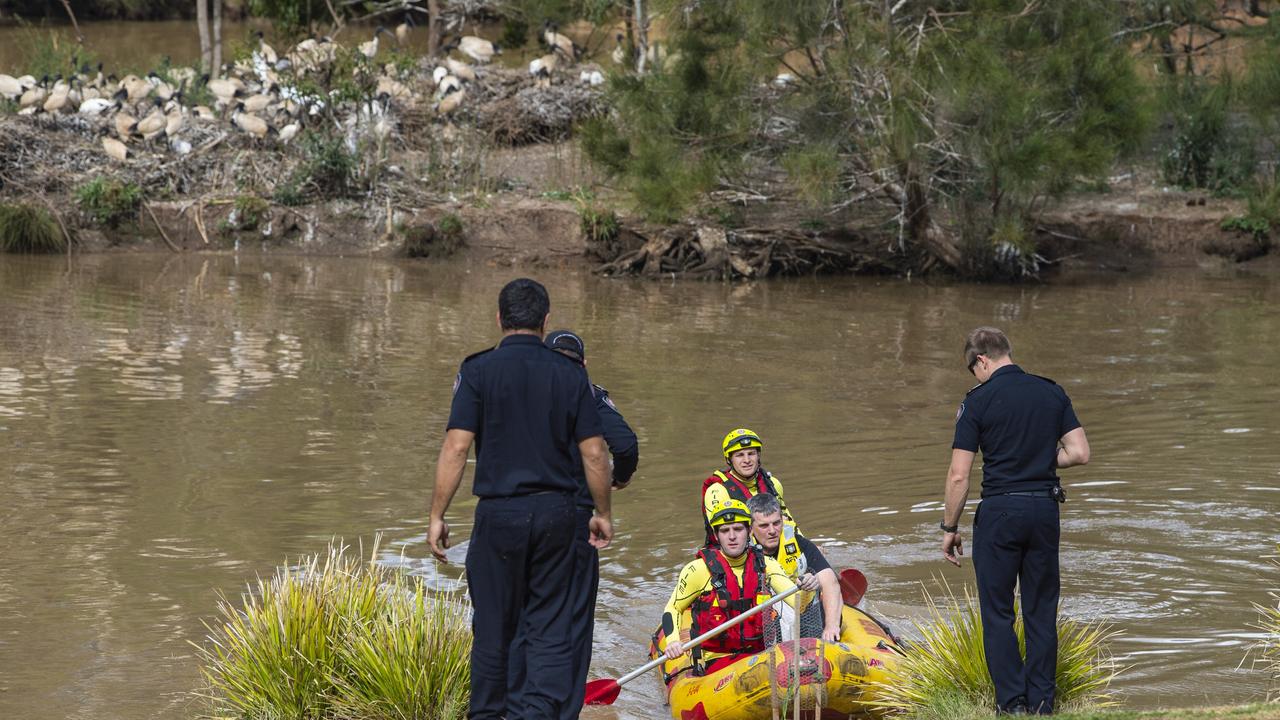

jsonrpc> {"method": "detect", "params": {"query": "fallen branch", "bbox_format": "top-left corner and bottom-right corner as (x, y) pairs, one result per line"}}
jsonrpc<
(144, 202), (182, 253)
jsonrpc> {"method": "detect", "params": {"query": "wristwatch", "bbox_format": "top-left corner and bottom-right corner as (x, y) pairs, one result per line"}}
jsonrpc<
(940, 521), (959, 533)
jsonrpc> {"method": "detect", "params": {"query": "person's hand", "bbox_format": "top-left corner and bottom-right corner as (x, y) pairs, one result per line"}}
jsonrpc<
(821, 624), (840, 643)
(428, 517), (450, 563)
(664, 640), (685, 660)
(942, 532), (964, 568)
(588, 514), (613, 549)
(612, 479), (631, 490)
(798, 572), (820, 592)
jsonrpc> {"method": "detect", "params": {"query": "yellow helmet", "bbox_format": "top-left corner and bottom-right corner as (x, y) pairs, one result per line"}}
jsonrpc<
(722, 428), (763, 460)
(707, 498), (751, 529)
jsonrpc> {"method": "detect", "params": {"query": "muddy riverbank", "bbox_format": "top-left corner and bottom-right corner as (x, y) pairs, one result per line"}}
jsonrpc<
(1, 84), (1271, 280)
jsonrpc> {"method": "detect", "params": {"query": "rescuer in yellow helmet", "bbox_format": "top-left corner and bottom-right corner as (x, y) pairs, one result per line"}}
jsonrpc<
(701, 428), (798, 545)
(654, 499), (804, 676)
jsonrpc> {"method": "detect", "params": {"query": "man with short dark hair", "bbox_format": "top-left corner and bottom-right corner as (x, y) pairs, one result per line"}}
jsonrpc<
(507, 329), (638, 720)
(939, 326), (1090, 716)
(746, 493), (841, 642)
(428, 278), (614, 720)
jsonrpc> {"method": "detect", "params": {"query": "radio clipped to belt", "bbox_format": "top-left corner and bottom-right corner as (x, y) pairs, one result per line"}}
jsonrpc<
(1050, 485), (1066, 504)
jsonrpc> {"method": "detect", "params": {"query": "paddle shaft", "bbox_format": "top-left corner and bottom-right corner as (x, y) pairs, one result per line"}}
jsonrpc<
(615, 583), (802, 687)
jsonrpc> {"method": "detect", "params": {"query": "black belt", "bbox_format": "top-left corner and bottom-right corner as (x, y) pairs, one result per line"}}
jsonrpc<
(998, 490), (1054, 497)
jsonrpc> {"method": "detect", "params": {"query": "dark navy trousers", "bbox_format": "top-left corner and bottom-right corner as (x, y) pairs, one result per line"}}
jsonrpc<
(507, 506), (598, 720)
(465, 492), (576, 720)
(972, 494), (1061, 714)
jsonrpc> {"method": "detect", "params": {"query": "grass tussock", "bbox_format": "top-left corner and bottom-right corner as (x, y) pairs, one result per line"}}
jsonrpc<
(1247, 544), (1280, 701)
(193, 538), (471, 720)
(868, 580), (1120, 720)
(0, 202), (66, 254)
(74, 177), (143, 230)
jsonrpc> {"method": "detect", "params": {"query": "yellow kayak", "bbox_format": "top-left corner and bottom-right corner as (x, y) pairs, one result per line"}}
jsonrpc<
(650, 605), (900, 719)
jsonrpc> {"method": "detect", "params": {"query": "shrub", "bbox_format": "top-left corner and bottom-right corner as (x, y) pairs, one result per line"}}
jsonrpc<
(74, 177), (143, 229)
(193, 538), (472, 720)
(0, 202), (66, 253)
(868, 581), (1120, 719)
(436, 213), (465, 249)
(579, 204), (620, 245)
(1159, 77), (1255, 193)
(281, 132), (358, 202)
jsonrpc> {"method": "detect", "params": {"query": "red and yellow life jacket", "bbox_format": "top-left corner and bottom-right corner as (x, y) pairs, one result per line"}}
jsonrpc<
(702, 469), (789, 545)
(703, 468), (778, 504)
(689, 546), (772, 658)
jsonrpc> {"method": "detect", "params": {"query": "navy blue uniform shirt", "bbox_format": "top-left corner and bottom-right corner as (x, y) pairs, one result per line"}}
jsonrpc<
(569, 384), (638, 508)
(952, 364), (1081, 497)
(447, 334), (604, 498)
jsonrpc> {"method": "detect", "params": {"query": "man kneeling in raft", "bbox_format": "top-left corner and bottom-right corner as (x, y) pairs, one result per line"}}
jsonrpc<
(747, 493), (842, 642)
(661, 499), (805, 675)
(702, 428), (799, 545)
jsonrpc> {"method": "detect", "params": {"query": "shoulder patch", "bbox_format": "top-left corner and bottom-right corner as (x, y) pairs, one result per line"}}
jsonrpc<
(601, 394), (617, 410)
(956, 402), (965, 420)
(452, 372), (461, 396)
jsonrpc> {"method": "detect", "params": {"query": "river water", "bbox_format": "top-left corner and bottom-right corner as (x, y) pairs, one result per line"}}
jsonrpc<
(0, 253), (1277, 719)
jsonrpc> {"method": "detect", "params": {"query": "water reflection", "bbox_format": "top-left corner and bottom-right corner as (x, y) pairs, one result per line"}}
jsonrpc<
(0, 254), (1277, 718)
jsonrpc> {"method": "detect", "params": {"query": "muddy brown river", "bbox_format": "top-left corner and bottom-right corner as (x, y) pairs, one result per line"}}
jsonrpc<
(0, 253), (1277, 719)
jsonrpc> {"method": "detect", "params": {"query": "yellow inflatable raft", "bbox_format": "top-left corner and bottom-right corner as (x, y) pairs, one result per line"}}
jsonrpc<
(650, 605), (900, 720)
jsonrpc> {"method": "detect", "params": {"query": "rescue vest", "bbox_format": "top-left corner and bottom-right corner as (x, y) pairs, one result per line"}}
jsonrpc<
(705, 468), (779, 504)
(771, 519), (808, 578)
(689, 546), (772, 658)
(702, 468), (793, 544)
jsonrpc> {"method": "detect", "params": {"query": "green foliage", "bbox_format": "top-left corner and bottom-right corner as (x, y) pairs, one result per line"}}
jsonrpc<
(499, 17), (531, 50)
(74, 177), (143, 229)
(585, 0), (1151, 264)
(436, 213), (464, 245)
(193, 538), (471, 720)
(869, 581), (1120, 719)
(1159, 77), (1255, 193)
(582, 7), (754, 222)
(246, 0), (336, 35)
(1222, 172), (1280, 243)
(783, 144), (841, 208)
(0, 202), (66, 254)
(279, 132), (357, 202)
(578, 203), (620, 245)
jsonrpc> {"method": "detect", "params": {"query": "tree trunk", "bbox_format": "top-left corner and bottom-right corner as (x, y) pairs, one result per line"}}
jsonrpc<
(899, 164), (964, 272)
(196, 0), (211, 73)
(634, 0), (648, 74)
(212, 0), (223, 72)
(428, 0), (442, 56)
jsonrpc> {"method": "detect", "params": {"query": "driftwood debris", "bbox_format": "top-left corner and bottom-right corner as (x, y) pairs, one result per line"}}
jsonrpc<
(593, 223), (896, 280)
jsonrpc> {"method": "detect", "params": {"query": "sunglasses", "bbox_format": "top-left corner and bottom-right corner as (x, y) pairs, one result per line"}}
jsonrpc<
(967, 354), (983, 375)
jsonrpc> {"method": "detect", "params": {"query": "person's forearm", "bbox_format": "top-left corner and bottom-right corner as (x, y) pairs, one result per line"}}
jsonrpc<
(943, 449), (975, 527)
(611, 445), (638, 485)
(818, 569), (842, 628)
(580, 435), (611, 516)
(430, 431), (471, 520)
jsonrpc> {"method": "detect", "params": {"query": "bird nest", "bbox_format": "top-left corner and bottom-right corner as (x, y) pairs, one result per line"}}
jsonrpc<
(460, 67), (607, 146)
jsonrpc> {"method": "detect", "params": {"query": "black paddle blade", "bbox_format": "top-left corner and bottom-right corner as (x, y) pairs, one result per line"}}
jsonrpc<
(583, 678), (621, 705)
(839, 568), (868, 606)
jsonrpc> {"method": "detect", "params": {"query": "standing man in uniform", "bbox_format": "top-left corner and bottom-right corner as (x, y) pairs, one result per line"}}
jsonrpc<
(507, 329), (639, 719)
(939, 327), (1090, 716)
(428, 279), (614, 720)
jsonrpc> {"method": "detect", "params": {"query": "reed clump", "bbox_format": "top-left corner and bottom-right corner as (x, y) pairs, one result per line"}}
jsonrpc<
(0, 201), (66, 253)
(192, 538), (471, 720)
(1248, 544), (1280, 701)
(868, 581), (1120, 720)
